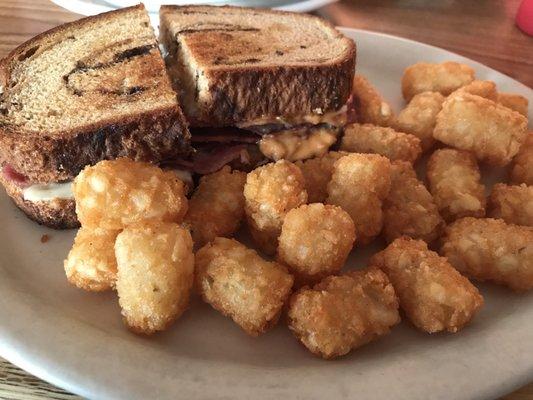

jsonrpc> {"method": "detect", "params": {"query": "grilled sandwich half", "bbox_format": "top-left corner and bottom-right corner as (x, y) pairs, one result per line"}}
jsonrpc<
(160, 5), (356, 174)
(0, 5), (190, 228)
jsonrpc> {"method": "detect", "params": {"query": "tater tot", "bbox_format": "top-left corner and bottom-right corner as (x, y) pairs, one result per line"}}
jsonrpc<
(441, 217), (533, 291)
(195, 237), (294, 336)
(452, 80), (497, 101)
(498, 92), (529, 117)
(287, 266), (400, 359)
(277, 204), (356, 284)
(488, 183), (533, 227)
(383, 161), (444, 243)
(341, 123), (422, 163)
(115, 222), (194, 334)
(427, 149), (486, 222)
(371, 237), (483, 333)
(64, 227), (119, 291)
(510, 132), (533, 186)
(295, 151), (347, 203)
(352, 75), (396, 127)
(327, 153), (391, 244)
(433, 93), (528, 166)
(73, 158), (188, 229)
(185, 166), (246, 247)
(401, 61), (475, 101)
(244, 160), (307, 254)
(394, 91), (445, 151)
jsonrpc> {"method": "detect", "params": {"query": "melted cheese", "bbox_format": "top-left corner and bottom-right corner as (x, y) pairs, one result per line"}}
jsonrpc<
(237, 105), (348, 129)
(23, 182), (74, 202)
(259, 127), (338, 162)
(21, 169), (192, 203)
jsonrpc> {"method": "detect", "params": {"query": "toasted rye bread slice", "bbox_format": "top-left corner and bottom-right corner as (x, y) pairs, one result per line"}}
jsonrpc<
(160, 5), (356, 127)
(0, 5), (190, 184)
(0, 170), (78, 229)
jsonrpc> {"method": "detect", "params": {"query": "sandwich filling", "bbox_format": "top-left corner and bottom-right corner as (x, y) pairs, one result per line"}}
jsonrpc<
(23, 182), (73, 202)
(160, 6), (356, 175)
(182, 98), (356, 175)
(2, 164), (193, 203)
(162, 39), (351, 171)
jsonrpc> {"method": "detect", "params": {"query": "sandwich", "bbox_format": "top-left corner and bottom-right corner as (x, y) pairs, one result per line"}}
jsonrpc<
(159, 5), (356, 174)
(0, 4), (356, 229)
(0, 5), (191, 228)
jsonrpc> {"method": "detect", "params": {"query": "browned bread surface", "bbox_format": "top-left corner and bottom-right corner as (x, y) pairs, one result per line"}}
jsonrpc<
(0, 5), (190, 183)
(160, 5), (356, 127)
(0, 172), (78, 229)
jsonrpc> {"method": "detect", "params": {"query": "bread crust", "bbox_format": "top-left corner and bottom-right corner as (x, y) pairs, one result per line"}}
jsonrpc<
(0, 107), (190, 183)
(0, 171), (78, 229)
(160, 5), (356, 127)
(0, 4), (191, 183)
(200, 57), (356, 127)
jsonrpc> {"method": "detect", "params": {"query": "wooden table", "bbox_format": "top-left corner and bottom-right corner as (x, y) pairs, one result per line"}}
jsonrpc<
(320, 0), (533, 88)
(0, 0), (531, 399)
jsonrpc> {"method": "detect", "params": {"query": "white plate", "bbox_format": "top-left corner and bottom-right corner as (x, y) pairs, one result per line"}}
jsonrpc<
(0, 28), (532, 400)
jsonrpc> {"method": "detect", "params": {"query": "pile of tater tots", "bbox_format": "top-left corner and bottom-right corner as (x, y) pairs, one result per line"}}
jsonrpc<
(64, 61), (532, 359)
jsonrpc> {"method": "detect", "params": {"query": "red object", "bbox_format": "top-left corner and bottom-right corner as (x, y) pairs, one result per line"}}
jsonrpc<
(516, 0), (533, 36)
(2, 164), (30, 187)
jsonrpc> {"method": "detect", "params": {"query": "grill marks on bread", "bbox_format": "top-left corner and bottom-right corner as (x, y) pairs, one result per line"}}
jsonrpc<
(63, 41), (157, 98)
(0, 6), (180, 133)
(175, 21), (260, 36)
(174, 26), (329, 68)
(162, 5), (353, 69)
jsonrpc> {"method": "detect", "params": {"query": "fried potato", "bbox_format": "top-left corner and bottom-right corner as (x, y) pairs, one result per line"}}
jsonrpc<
(510, 132), (533, 185)
(433, 93), (528, 166)
(115, 222), (194, 334)
(244, 160), (307, 254)
(394, 91), (445, 152)
(383, 161), (444, 243)
(287, 266), (400, 359)
(295, 151), (347, 203)
(352, 74), (396, 127)
(64, 227), (119, 291)
(427, 149), (486, 222)
(341, 123), (422, 163)
(326, 153), (391, 244)
(488, 183), (533, 227)
(441, 217), (533, 291)
(73, 158), (188, 229)
(278, 204), (356, 284)
(185, 166), (246, 247)
(498, 92), (529, 117)
(452, 80), (497, 101)
(195, 237), (294, 336)
(371, 237), (483, 333)
(401, 61), (475, 101)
